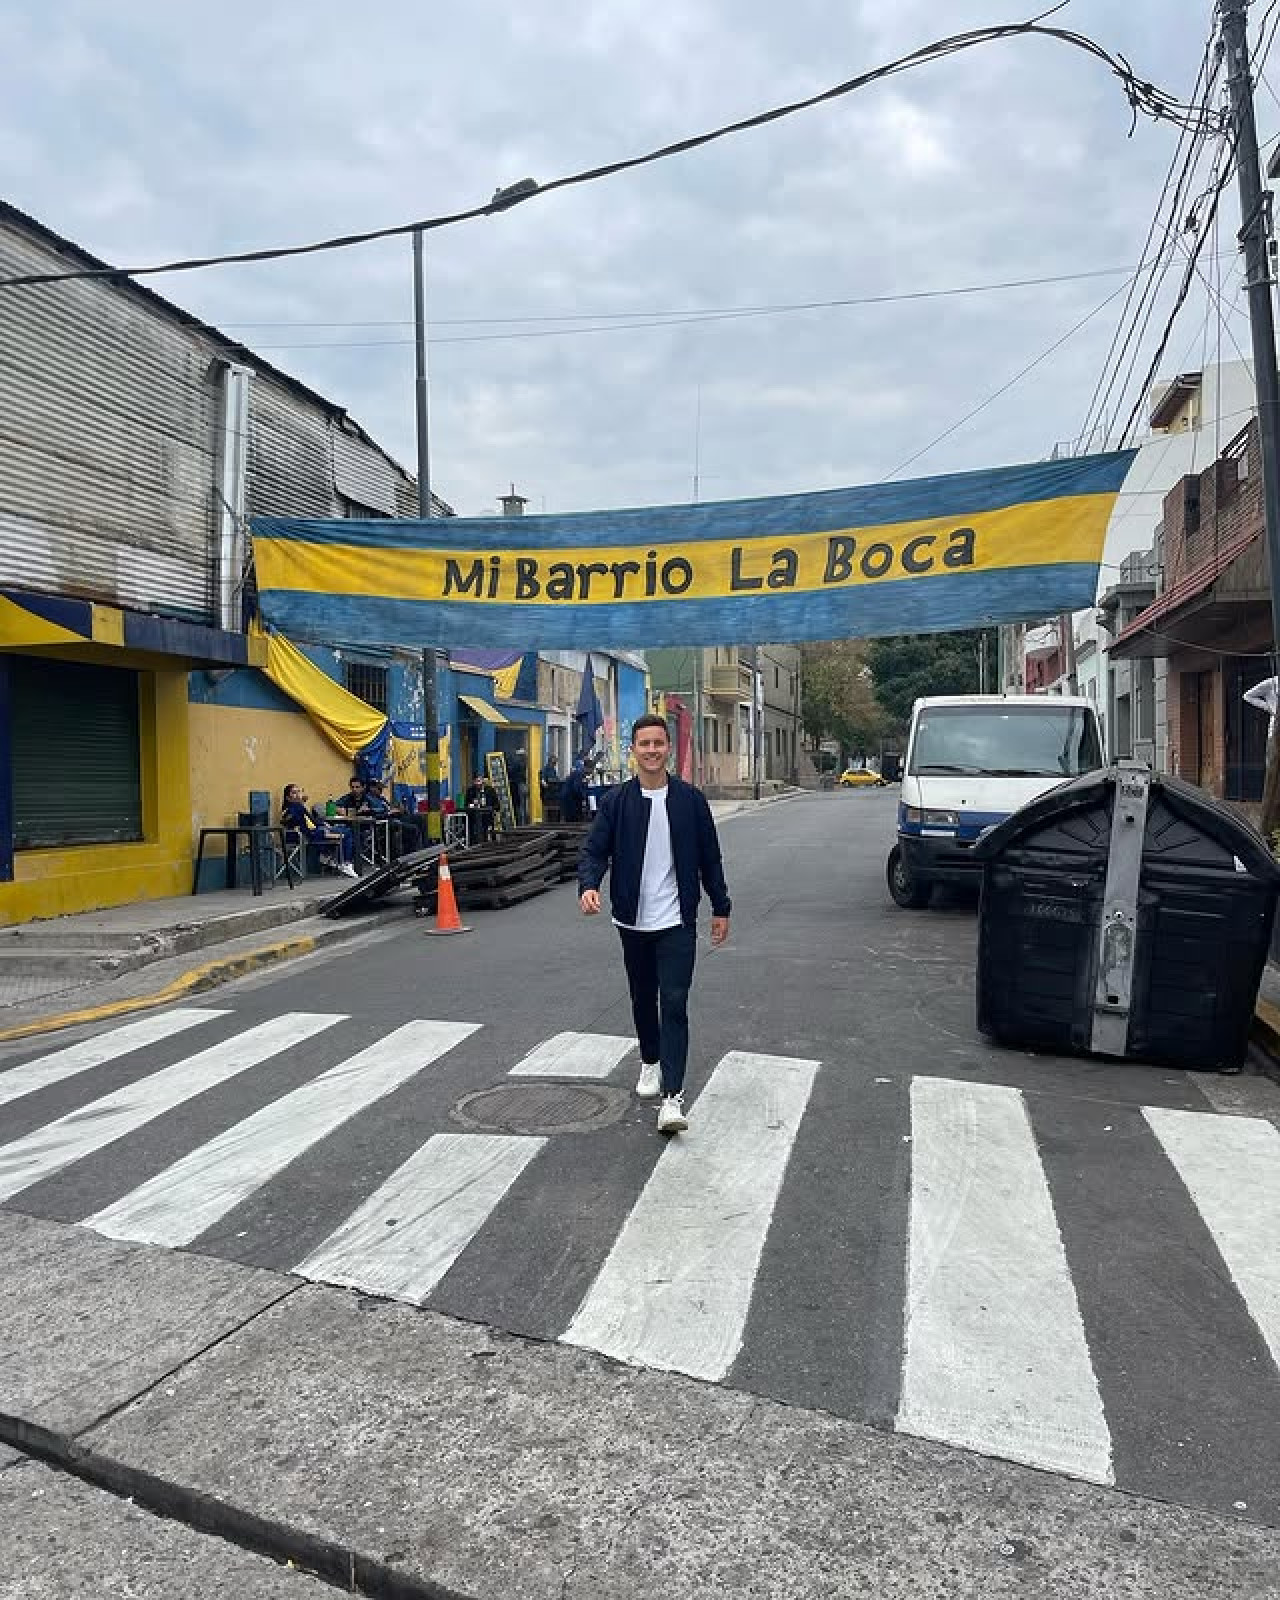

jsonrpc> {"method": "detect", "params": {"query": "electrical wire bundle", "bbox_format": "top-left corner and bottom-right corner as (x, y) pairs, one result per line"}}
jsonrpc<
(1076, 19), (1230, 454)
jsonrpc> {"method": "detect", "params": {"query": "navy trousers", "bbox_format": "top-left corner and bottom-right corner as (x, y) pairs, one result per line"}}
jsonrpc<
(617, 923), (697, 1096)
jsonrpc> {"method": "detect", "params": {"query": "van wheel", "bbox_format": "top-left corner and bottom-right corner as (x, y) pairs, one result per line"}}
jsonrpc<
(887, 846), (932, 909)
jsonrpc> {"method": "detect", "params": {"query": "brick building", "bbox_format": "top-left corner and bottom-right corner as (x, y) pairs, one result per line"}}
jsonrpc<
(1110, 418), (1271, 802)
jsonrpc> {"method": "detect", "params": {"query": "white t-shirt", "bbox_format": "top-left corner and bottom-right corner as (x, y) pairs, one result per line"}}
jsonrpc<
(614, 785), (683, 932)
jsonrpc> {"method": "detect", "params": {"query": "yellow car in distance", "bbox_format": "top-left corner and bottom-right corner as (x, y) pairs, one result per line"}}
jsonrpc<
(838, 767), (887, 788)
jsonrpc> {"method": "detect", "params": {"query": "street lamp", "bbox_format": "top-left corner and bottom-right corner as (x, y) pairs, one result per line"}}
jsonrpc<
(413, 228), (442, 841)
(412, 179), (539, 843)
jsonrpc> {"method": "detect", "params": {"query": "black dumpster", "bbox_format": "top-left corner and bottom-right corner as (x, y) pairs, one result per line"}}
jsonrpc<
(972, 762), (1280, 1071)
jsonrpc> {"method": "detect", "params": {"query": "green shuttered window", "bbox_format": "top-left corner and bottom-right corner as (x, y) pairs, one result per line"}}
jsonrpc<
(12, 658), (143, 847)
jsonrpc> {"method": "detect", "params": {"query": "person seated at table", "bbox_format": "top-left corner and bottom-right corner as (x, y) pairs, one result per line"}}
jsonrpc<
(465, 772), (501, 841)
(280, 784), (357, 877)
(365, 777), (428, 856)
(333, 776), (371, 815)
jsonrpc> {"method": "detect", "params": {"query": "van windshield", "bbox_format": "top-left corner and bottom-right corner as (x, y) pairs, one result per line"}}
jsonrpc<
(909, 704), (1103, 778)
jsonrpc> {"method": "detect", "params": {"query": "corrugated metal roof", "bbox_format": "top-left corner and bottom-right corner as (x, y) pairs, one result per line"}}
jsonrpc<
(0, 199), (453, 515)
(1111, 523), (1260, 649)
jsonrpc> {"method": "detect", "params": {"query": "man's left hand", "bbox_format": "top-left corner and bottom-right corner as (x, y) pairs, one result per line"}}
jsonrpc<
(710, 915), (730, 947)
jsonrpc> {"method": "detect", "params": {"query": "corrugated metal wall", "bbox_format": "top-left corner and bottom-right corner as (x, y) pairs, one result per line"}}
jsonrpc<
(332, 426), (397, 515)
(2, 211), (427, 627)
(0, 223), (218, 619)
(246, 377), (337, 520)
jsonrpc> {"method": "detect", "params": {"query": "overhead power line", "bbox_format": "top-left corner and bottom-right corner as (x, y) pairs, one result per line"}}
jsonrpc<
(1078, 17), (1222, 451)
(0, 10), (1217, 292)
(216, 263), (1157, 330)
(230, 260), (1207, 351)
(882, 274), (1137, 480)
(1118, 131), (1241, 445)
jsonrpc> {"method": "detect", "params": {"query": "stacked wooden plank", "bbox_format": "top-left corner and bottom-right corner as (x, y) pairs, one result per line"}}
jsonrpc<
(447, 832), (560, 910)
(502, 823), (591, 883)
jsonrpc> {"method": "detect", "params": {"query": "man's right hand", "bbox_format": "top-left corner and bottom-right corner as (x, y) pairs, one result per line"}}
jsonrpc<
(580, 889), (601, 916)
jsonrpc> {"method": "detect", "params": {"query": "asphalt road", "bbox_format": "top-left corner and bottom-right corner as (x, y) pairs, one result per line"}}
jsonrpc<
(3, 789), (1280, 1530)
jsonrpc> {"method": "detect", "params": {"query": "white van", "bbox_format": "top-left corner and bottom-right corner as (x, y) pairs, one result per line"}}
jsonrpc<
(886, 693), (1105, 909)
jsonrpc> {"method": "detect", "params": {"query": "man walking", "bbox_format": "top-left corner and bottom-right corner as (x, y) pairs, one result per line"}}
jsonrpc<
(578, 712), (731, 1134)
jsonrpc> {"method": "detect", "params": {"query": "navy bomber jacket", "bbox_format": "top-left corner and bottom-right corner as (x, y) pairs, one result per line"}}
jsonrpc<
(577, 776), (732, 929)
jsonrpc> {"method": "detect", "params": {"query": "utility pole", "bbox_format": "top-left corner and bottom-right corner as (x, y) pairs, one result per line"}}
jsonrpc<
(749, 642), (762, 800)
(1222, 0), (1280, 838)
(413, 228), (442, 842)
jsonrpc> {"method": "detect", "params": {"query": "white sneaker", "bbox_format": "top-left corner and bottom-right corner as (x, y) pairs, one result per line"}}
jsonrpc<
(338, 862), (359, 879)
(657, 1094), (688, 1134)
(635, 1061), (661, 1099)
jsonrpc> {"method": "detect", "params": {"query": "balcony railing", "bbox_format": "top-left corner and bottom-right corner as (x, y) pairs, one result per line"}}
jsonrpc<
(706, 664), (749, 697)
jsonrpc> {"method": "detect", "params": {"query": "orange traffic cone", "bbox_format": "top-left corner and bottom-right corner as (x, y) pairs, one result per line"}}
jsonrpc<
(424, 851), (472, 936)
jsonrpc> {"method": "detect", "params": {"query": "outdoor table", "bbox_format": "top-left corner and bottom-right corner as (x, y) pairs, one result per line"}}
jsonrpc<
(192, 825), (295, 896)
(335, 813), (393, 873)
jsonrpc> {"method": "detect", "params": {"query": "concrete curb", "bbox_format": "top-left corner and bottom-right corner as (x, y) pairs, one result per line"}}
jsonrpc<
(0, 912), (396, 1044)
(0, 1409), (449, 1600)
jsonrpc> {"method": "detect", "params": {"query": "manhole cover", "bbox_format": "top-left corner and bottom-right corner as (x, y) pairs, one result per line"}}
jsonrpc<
(451, 1082), (629, 1136)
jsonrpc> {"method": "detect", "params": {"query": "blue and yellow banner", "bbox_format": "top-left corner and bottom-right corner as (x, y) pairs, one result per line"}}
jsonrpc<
(251, 451), (1136, 649)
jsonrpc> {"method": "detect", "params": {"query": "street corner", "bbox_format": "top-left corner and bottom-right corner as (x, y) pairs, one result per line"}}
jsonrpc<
(0, 935), (319, 1044)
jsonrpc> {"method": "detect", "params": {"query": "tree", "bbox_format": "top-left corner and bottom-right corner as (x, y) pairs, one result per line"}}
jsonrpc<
(866, 629), (997, 732)
(800, 640), (885, 756)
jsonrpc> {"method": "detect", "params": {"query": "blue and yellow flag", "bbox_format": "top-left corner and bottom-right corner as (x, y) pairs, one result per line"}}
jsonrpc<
(251, 451), (1136, 649)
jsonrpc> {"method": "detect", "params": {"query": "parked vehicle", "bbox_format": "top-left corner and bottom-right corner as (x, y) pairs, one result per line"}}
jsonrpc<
(886, 694), (1105, 909)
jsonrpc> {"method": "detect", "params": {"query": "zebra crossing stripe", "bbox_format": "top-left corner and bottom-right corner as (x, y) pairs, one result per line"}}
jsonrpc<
(87, 1020), (480, 1248)
(294, 1131), (544, 1302)
(1144, 1107), (1280, 1370)
(562, 1049), (820, 1382)
(508, 1031), (635, 1079)
(0, 1009), (227, 1110)
(0, 1013), (342, 1204)
(896, 1077), (1113, 1484)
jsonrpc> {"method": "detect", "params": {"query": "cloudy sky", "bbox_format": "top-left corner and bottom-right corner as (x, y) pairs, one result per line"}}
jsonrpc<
(1, 1), (1263, 518)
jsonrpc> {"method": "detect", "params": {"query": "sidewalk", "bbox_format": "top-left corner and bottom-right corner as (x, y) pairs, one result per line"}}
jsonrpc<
(0, 792), (804, 1041)
(0, 879), (401, 1042)
(3, 1208), (1278, 1600)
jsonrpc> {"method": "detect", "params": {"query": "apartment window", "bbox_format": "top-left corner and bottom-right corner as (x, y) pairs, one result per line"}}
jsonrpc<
(774, 666), (780, 689)
(343, 660), (389, 714)
(725, 721), (733, 753)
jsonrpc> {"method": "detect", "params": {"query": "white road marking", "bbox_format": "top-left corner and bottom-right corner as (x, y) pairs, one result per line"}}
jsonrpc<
(897, 1076), (1113, 1484)
(88, 1020), (479, 1247)
(294, 1131), (543, 1302)
(0, 1009), (228, 1109)
(1145, 1106), (1280, 1369)
(0, 1013), (341, 1203)
(508, 1031), (635, 1079)
(563, 1049), (820, 1382)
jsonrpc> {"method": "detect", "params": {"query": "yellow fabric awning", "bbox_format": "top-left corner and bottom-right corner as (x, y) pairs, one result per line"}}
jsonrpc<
(458, 693), (510, 725)
(252, 620), (387, 758)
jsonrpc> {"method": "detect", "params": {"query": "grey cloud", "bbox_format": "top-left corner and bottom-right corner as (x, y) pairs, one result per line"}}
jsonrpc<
(1, 0), (1248, 522)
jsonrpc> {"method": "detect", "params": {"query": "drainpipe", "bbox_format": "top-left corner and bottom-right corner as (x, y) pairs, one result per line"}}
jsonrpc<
(215, 363), (253, 631)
